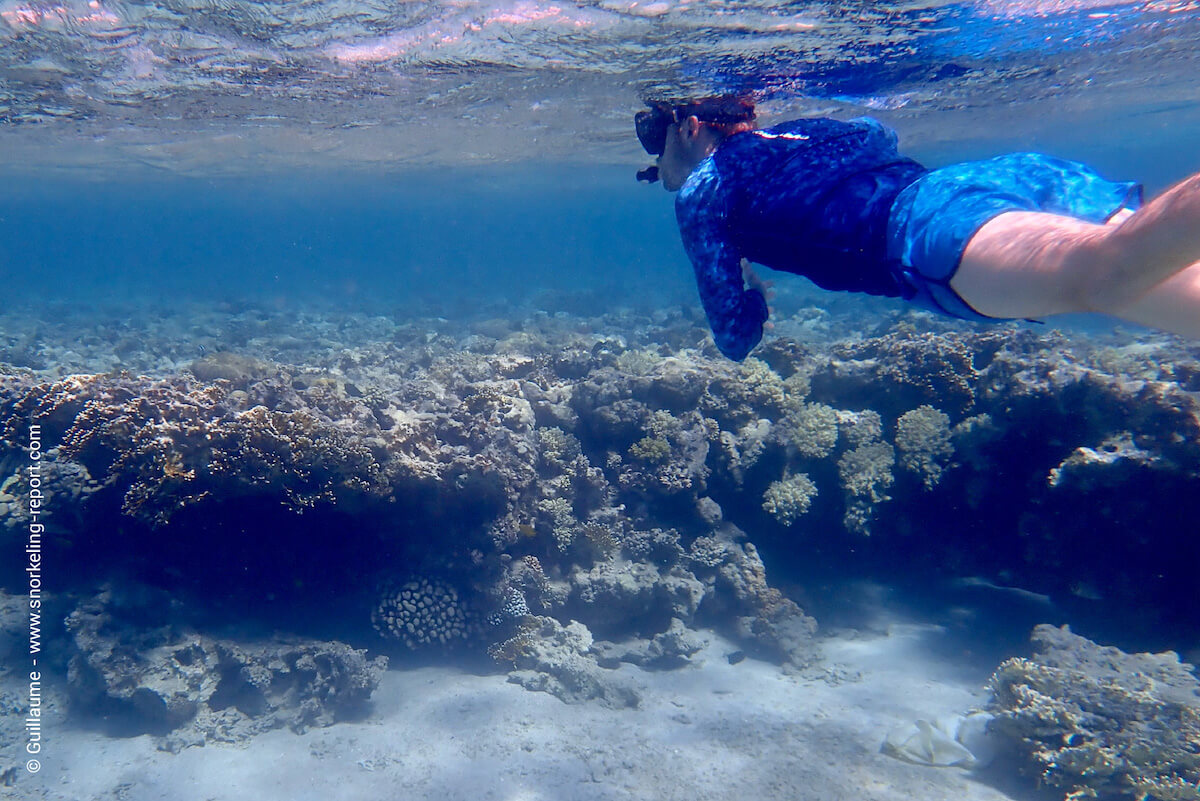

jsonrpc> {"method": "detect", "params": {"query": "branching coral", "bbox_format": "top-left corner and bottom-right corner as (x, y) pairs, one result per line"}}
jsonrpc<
(737, 357), (791, 411)
(777, 402), (839, 459)
(699, 356), (799, 426)
(532, 424), (611, 552)
(762, 473), (818, 525)
(611, 410), (714, 496)
(837, 440), (895, 535)
(895, 405), (954, 489)
(629, 435), (671, 463)
(536, 496), (578, 551)
(537, 426), (582, 463)
(837, 409), (884, 447)
(614, 347), (665, 377)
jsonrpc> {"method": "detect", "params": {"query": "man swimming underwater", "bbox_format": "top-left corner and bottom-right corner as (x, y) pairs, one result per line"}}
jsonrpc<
(635, 96), (1200, 360)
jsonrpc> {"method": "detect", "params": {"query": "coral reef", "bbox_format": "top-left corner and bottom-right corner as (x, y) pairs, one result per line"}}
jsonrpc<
(987, 625), (1200, 801)
(4, 303), (1200, 727)
(65, 587), (387, 751)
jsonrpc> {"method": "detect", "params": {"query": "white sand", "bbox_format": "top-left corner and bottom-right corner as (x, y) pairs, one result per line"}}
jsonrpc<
(13, 621), (1028, 801)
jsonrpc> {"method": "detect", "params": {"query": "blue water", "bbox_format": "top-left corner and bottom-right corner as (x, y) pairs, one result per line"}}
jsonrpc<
(3, 1), (1200, 799)
(1, 0), (1198, 314)
(2, 167), (692, 310)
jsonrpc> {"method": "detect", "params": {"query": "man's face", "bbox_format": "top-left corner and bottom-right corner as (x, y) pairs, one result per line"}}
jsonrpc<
(657, 123), (691, 192)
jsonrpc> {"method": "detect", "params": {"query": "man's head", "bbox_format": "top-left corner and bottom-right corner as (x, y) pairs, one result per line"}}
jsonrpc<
(635, 96), (756, 191)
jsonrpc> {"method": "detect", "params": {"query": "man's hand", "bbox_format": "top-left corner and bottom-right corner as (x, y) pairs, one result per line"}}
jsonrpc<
(742, 259), (775, 329)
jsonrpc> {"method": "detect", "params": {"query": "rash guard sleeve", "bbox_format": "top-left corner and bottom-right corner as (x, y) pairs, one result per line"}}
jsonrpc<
(675, 161), (770, 361)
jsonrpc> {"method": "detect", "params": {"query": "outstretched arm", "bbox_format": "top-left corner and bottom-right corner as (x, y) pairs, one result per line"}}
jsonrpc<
(675, 165), (770, 360)
(677, 208), (769, 360)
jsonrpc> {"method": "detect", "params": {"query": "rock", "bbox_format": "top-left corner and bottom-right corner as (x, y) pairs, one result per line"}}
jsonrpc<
(506, 617), (640, 709)
(64, 588), (387, 748)
(986, 624), (1200, 800)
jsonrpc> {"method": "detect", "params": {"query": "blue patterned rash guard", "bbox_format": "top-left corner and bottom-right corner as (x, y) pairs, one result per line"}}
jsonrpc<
(674, 116), (928, 360)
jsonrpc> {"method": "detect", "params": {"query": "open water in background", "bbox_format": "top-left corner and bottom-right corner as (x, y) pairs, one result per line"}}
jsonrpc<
(2, 0), (1200, 311)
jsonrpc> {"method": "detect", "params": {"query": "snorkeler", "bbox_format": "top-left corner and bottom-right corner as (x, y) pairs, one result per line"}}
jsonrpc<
(635, 96), (1200, 360)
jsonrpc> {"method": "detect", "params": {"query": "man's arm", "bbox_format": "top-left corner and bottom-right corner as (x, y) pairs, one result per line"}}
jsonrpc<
(676, 164), (770, 361)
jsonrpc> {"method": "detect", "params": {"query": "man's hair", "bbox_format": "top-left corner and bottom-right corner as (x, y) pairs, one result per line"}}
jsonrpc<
(634, 94), (757, 181)
(674, 95), (756, 126)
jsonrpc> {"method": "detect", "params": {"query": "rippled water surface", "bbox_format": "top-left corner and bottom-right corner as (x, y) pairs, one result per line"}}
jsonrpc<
(2, 0), (1199, 174)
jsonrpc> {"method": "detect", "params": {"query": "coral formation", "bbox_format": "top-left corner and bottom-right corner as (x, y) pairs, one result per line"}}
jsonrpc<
(611, 409), (714, 496)
(895, 404), (953, 489)
(591, 617), (706, 669)
(761, 473), (818, 525)
(65, 587), (386, 751)
(502, 616), (641, 709)
(987, 625), (1200, 801)
(777, 402), (840, 460)
(372, 577), (476, 650)
(837, 441), (896, 534)
(818, 329), (993, 413)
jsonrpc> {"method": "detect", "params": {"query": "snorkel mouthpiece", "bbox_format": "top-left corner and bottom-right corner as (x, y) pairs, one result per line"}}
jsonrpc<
(636, 165), (659, 183)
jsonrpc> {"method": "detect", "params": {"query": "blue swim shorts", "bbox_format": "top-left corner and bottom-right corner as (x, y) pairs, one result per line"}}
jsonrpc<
(886, 152), (1143, 320)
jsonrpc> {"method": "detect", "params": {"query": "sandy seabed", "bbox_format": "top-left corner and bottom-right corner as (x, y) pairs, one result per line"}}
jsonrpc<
(11, 622), (1030, 801)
